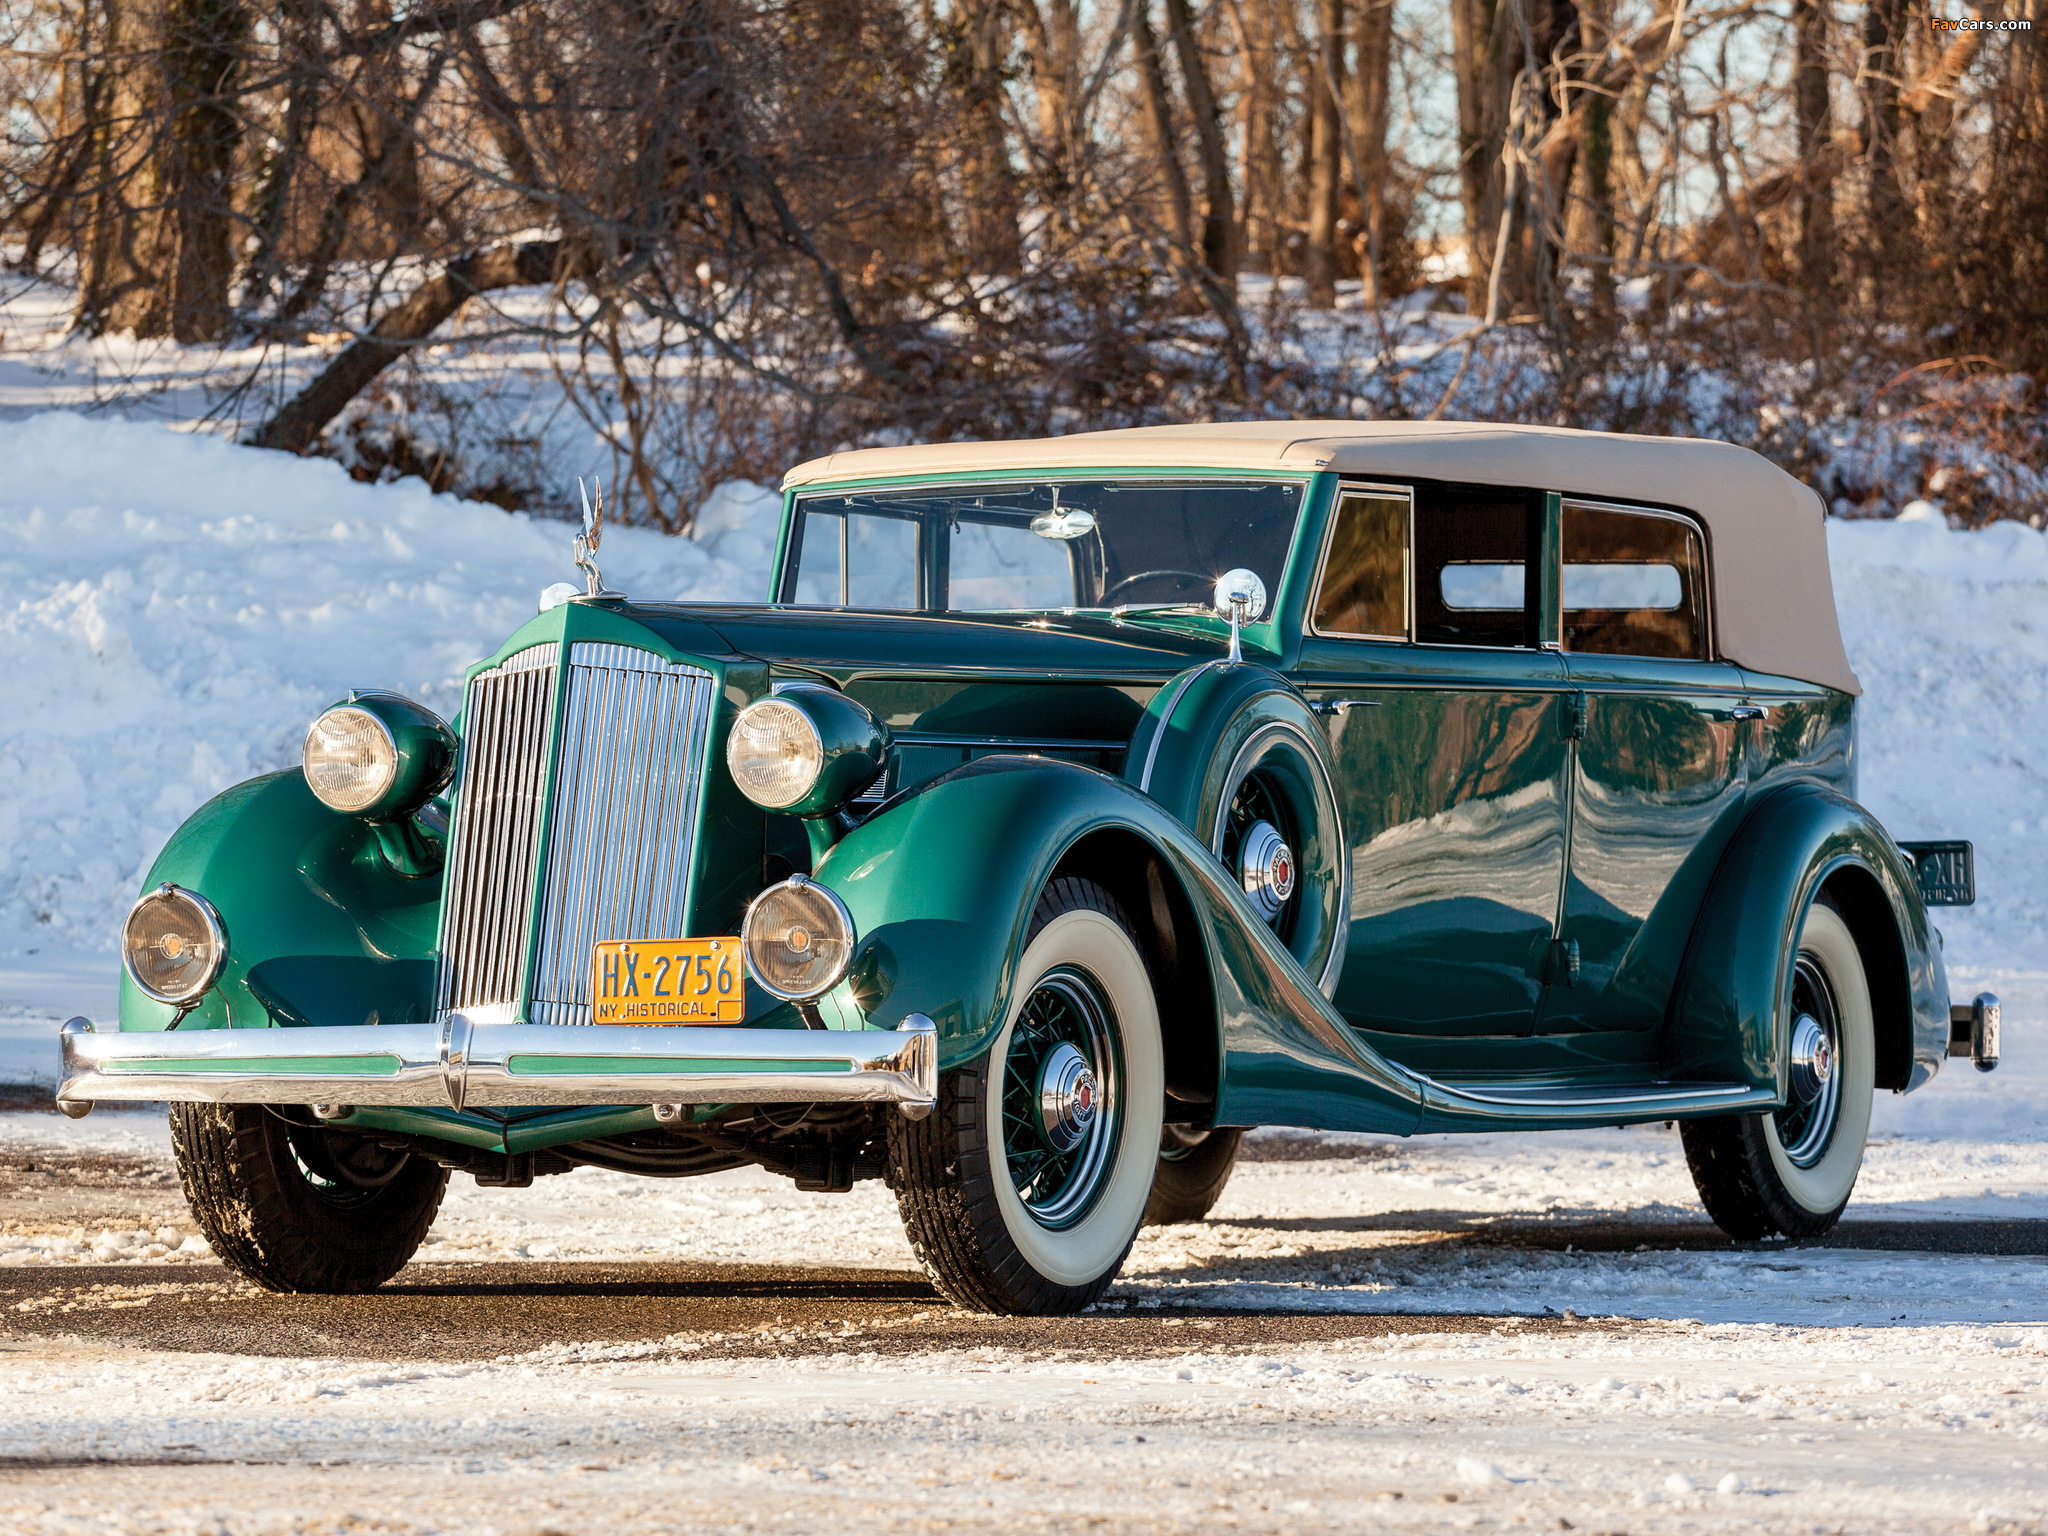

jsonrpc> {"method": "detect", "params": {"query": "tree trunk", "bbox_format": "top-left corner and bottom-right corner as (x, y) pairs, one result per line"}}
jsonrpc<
(1450, 0), (1500, 305)
(1343, 0), (1394, 303)
(1132, 1), (1196, 256)
(1859, 0), (1913, 301)
(1304, 0), (1344, 306)
(1792, 0), (1836, 301)
(250, 239), (561, 453)
(78, 0), (249, 341)
(1228, 0), (1283, 274)
(951, 0), (1022, 273)
(1162, 0), (1238, 280)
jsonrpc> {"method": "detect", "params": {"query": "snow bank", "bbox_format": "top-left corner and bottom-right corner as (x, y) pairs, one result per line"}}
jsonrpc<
(0, 412), (776, 958)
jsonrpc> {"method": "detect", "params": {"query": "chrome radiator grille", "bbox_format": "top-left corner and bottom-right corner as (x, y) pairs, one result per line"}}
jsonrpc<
(529, 644), (717, 1026)
(435, 640), (718, 1025)
(435, 643), (559, 1015)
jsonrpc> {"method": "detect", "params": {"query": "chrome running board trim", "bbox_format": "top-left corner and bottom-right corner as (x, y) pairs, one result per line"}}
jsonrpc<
(1408, 1071), (1772, 1113)
(57, 1015), (937, 1113)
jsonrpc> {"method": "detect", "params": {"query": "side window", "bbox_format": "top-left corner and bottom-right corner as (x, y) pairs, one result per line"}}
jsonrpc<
(1561, 501), (1709, 660)
(1414, 487), (1539, 647)
(1312, 490), (1410, 638)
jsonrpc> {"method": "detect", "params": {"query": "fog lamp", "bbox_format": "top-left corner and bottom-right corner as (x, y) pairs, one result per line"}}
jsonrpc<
(742, 875), (856, 1001)
(122, 884), (226, 1005)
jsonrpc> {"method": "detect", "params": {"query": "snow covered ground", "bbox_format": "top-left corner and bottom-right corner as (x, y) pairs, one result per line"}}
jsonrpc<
(3, 1111), (2047, 1532)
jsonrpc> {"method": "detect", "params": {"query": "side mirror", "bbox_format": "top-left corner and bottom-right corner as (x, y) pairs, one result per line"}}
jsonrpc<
(1212, 568), (1268, 623)
(1213, 568), (1267, 663)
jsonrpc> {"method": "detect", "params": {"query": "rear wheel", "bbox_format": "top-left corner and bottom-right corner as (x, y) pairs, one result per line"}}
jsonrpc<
(170, 1102), (447, 1292)
(1681, 900), (1876, 1240)
(887, 877), (1164, 1314)
(1144, 1125), (1244, 1225)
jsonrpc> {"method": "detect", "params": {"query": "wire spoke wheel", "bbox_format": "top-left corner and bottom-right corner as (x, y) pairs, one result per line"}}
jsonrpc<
(999, 967), (1122, 1229)
(1772, 955), (1844, 1168)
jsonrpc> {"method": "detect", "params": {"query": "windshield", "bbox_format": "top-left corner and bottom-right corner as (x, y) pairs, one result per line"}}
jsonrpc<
(778, 479), (1304, 613)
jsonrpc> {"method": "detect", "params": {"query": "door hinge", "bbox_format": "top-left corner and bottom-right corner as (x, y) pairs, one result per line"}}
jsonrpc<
(1561, 691), (1587, 740)
(1544, 938), (1581, 987)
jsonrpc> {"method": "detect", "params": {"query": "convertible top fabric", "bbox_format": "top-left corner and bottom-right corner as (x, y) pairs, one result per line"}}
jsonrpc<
(784, 420), (1858, 694)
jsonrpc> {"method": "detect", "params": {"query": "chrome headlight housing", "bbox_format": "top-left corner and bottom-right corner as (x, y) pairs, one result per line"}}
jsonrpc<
(742, 875), (856, 1001)
(726, 687), (890, 817)
(303, 693), (456, 820)
(122, 884), (226, 1005)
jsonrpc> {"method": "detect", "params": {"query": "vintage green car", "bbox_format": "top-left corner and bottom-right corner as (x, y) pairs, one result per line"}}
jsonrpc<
(60, 421), (1997, 1315)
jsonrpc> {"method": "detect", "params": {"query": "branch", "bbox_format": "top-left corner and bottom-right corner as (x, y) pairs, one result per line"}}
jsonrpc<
(248, 239), (561, 453)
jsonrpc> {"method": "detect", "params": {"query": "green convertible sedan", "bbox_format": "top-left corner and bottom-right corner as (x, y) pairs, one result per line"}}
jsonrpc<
(61, 420), (1997, 1315)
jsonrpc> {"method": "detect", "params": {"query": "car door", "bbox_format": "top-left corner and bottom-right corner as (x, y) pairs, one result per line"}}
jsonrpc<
(1544, 498), (1752, 1036)
(1296, 482), (1572, 1042)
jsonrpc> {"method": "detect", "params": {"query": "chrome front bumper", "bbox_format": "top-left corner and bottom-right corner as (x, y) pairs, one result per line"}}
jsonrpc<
(57, 1014), (938, 1114)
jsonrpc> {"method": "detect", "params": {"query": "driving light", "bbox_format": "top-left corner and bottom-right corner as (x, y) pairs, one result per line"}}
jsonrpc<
(742, 875), (856, 1000)
(122, 884), (226, 1005)
(726, 688), (890, 817)
(302, 694), (456, 820)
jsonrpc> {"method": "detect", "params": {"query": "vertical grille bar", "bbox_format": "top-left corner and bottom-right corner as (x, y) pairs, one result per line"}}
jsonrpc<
(434, 643), (559, 1016)
(528, 643), (716, 1026)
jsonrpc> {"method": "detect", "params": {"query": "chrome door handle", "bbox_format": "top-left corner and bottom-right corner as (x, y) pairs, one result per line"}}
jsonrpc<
(1730, 706), (1765, 721)
(1312, 698), (1379, 718)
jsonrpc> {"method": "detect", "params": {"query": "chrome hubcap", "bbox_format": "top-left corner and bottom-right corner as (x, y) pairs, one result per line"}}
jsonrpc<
(1000, 967), (1122, 1230)
(1037, 1041), (1100, 1154)
(1775, 955), (1843, 1168)
(1238, 820), (1297, 923)
(1788, 1012), (1834, 1105)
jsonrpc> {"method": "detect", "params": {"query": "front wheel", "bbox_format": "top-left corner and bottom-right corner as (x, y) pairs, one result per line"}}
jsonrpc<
(887, 877), (1165, 1314)
(1145, 1126), (1244, 1225)
(170, 1102), (447, 1292)
(1680, 899), (1876, 1240)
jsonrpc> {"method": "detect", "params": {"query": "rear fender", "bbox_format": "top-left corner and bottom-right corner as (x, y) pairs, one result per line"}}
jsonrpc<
(812, 755), (1421, 1134)
(1665, 782), (1948, 1096)
(116, 771), (442, 1033)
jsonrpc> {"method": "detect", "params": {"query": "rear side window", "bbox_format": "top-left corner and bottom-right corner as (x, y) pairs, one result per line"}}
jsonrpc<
(1561, 501), (1709, 659)
(1312, 490), (1410, 638)
(1414, 487), (1539, 647)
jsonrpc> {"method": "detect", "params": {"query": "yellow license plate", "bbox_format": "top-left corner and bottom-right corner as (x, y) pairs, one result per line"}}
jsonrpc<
(590, 938), (744, 1025)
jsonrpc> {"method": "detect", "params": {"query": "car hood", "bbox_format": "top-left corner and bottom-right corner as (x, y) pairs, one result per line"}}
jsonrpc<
(626, 602), (1243, 683)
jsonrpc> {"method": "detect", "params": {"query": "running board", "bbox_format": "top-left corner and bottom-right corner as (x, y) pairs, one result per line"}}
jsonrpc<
(1409, 1071), (1774, 1127)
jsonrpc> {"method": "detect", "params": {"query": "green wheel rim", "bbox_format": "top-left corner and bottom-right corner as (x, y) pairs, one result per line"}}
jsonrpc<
(999, 966), (1123, 1230)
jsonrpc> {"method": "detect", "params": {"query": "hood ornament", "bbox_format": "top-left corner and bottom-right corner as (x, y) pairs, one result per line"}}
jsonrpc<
(572, 476), (621, 601)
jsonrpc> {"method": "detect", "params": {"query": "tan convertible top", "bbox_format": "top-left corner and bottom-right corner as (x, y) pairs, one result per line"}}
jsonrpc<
(784, 419), (1858, 694)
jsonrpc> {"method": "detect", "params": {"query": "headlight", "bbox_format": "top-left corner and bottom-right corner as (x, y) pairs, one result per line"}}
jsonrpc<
(742, 875), (856, 1000)
(122, 884), (226, 1005)
(303, 694), (456, 820)
(726, 688), (890, 816)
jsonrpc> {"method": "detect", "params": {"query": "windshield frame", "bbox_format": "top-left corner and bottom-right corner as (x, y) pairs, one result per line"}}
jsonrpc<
(771, 470), (1317, 618)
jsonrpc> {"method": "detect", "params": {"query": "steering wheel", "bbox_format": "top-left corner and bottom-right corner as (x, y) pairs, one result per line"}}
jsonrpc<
(1100, 568), (1213, 606)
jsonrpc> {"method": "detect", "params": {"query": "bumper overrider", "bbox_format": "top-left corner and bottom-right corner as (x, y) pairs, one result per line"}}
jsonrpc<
(57, 1014), (938, 1116)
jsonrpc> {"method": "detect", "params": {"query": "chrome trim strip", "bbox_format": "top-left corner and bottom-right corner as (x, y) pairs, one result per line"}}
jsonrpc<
(1136, 660), (1224, 793)
(1407, 1070), (1768, 1110)
(57, 1017), (939, 1112)
(896, 732), (1129, 752)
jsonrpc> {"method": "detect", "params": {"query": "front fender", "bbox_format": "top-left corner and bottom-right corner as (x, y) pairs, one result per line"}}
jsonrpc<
(1666, 782), (1949, 1096)
(814, 755), (1423, 1134)
(117, 771), (442, 1034)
